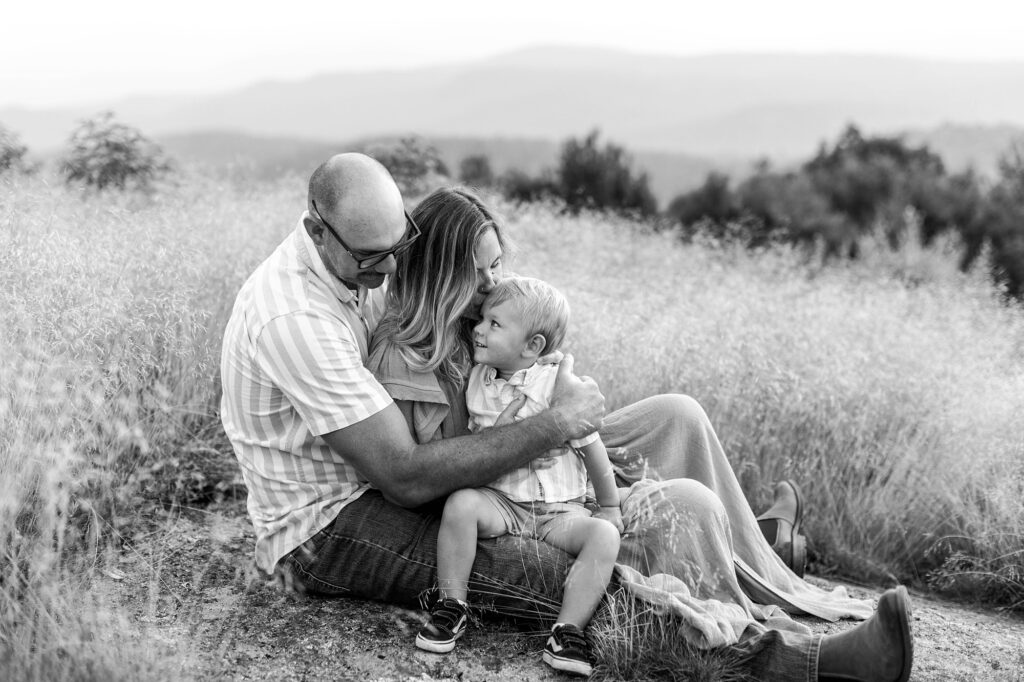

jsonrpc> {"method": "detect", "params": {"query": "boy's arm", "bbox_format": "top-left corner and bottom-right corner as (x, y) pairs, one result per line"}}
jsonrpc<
(581, 437), (624, 533)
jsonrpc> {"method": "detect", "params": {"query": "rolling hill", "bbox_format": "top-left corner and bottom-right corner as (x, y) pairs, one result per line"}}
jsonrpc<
(5, 45), (1024, 161)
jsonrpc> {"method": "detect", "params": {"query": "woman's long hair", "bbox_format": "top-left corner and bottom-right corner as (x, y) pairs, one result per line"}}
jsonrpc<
(380, 187), (507, 389)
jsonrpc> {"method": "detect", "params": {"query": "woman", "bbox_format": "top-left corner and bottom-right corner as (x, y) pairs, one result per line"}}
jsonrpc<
(367, 187), (910, 680)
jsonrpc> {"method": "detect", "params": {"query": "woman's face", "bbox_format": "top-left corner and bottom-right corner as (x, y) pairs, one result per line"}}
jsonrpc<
(470, 228), (504, 312)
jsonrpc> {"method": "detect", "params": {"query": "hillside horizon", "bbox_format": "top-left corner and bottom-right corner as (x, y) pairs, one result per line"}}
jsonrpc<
(4, 45), (1024, 160)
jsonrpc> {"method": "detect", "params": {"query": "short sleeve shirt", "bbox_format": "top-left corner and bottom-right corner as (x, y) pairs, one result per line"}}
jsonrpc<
(220, 218), (393, 572)
(465, 363), (598, 503)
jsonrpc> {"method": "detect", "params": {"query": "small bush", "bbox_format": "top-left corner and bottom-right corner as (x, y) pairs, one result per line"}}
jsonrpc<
(558, 129), (657, 216)
(458, 154), (494, 188)
(667, 172), (741, 228)
(0, 123), (32, 175)
(363, 136), (449, 197)
(60, 112), (172, 192)
(498, 168), (561, 204)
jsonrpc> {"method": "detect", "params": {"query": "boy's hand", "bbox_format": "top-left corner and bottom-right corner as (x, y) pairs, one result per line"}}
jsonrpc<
(593, 506), (624, 534)
(494, 394), (528, 426)
(530, 447), (568, 470)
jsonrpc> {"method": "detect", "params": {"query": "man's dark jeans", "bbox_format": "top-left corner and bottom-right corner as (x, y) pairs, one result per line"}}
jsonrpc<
(282, 489), (573, 622)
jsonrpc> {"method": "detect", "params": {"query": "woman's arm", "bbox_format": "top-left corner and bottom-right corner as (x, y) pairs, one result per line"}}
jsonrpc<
(392, 399), (418, 440)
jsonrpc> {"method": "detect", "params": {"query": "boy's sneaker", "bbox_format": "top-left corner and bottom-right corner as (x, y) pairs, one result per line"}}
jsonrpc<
(415, 597), (470, 653)
(542, 623), (593, 676)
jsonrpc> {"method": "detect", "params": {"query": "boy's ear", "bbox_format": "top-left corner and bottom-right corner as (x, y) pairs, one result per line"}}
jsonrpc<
(523, 333), (547, 359)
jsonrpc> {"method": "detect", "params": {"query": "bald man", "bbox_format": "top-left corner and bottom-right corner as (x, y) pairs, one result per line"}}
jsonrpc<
(220, 154), (912, 682)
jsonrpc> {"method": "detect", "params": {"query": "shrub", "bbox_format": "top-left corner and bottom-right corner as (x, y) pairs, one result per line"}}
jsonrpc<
(498, 168), (561, 204)
(735, 169), (853, 253)
(458, 154), (494, 188)
(0, 123), (31, 175)
(557, 129), (657, 216)
(981, 145), (1024, 297)
(363, 136), (449, 197)
(666, 172), (740, 227)
(804, 124), (954, 242)
(60, 111), (172, 192)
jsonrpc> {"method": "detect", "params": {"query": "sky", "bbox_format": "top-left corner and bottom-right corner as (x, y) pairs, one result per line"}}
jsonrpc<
(3, 0), (1024, 109)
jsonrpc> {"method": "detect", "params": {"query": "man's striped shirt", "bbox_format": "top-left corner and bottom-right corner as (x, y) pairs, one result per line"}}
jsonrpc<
(220, 218), (392, 573)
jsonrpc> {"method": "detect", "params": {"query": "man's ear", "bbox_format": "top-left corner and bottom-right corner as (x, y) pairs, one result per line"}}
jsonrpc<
(303, 212), (326, 245)
(523, 333), (547, 359)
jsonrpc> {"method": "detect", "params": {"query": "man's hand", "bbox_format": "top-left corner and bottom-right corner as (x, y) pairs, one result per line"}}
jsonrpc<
(495, 393), (563, 471)
(548, 354), (605, 442)
(536, 349), (564, 366)
(593, 506), (624, 534)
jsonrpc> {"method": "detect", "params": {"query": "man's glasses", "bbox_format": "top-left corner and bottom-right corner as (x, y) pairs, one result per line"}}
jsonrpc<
(311, 199), (421, 270)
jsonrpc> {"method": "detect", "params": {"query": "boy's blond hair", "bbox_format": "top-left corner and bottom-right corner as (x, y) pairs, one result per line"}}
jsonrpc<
(485, 276), (570, 355)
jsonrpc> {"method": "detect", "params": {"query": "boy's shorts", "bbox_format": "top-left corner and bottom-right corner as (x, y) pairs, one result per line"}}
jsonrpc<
(476, 487), (591, 542)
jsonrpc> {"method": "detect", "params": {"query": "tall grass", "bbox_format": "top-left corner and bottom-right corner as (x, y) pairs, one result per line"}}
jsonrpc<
(506, 200), (1024, 603)
(1, 171), (304, 678)
(3, 171), (1023, 677)
(588, 588), (753, 682)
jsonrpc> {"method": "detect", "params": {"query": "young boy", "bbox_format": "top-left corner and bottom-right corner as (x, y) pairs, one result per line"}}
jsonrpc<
(415, 276), (623, 677)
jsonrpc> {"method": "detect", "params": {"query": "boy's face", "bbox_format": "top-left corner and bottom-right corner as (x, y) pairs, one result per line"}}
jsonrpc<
(472, 300), (532, 372)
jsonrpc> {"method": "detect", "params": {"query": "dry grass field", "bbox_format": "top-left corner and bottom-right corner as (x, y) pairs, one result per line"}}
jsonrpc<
(2, 169), (1023, 679)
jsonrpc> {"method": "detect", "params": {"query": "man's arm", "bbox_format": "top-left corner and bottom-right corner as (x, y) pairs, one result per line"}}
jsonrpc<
(323, 354), (604, 507)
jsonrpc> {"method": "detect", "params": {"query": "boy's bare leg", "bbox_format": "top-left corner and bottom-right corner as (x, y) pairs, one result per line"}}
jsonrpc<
(541, 516), (621, 627)
(436, 489), (509, 601)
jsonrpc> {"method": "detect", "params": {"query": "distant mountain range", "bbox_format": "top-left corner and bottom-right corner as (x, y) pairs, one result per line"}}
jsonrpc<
(4, 45), (1023, 202)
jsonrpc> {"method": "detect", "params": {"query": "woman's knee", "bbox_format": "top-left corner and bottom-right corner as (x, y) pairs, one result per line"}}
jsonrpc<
(667, 478), (726, 517)
(624, 478), (727, 528)
(654, 393), (712, 432)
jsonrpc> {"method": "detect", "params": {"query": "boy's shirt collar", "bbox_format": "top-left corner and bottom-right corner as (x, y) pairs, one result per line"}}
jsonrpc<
(480, 363), (550, 402)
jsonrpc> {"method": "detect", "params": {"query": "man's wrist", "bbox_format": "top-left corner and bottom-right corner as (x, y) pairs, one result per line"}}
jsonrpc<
(546, 406), (574, 445)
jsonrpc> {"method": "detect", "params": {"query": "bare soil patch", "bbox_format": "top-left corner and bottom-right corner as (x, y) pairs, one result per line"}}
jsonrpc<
(98, 500), (1024, 681)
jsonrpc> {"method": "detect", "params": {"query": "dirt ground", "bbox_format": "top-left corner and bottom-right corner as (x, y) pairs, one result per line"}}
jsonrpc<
(98, 500), (1024, 681)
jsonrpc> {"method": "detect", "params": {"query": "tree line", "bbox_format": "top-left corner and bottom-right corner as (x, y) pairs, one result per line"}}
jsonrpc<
(3, 113), (1022, 297)
(453, 125), (1024, 299)
(666, 125), (1024, 297)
